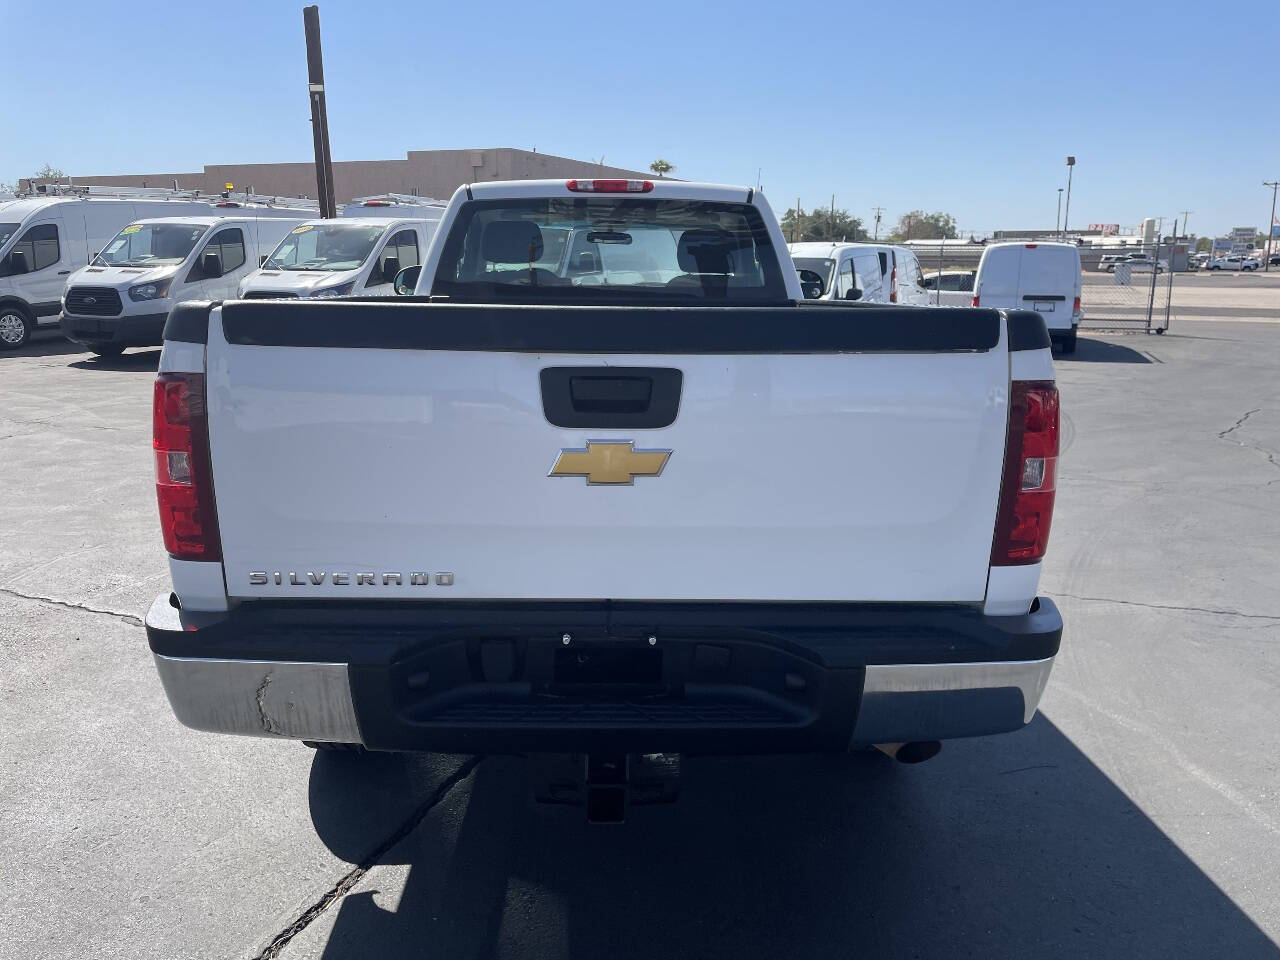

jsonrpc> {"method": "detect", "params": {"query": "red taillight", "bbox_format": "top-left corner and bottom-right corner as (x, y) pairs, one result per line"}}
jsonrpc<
(565, 179), (654, 193)
(1025, 243), (1037, 249)
(153, 373), (221, 561)
(1072, 295), (1081, 314)
(972, 295), (980, 307)
(889, 266), (898, 302)
(363, 199), (392, 206)
(991, 381), (1059, 565)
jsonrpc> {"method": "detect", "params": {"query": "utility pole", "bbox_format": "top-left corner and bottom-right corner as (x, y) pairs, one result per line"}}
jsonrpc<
(1264, 181), (1279, 272)
(1062, 156), (1076, 238)
(303, 5), (336, 218)
(1056, 188), (1063, 236)
(1178, 209), (1193, 241)
(793, 196), (800, 243)
(872, 206), (884, 241)
(830, 194), (835, 241)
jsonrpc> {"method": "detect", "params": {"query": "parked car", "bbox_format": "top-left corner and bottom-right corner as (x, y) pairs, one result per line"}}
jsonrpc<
(974, 241), (1082, 353)
(145, 178), (1063, 812)
(1270, 254), (1280, 267)
(1100, 252), (1166, 273)
(1207, 255), (1260, 271)
(237, 217), (439, 299)
(922, 269), (976, 307)
(61, 215), (310, 355)
(0, 188), (311, 350)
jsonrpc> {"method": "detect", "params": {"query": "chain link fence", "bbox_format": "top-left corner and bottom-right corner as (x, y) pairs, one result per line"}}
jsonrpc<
(1079, 245), (1175, 334)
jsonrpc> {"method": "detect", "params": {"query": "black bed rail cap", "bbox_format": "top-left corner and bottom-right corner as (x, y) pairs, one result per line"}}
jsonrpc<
(220, 300), (1004, 354)
(1004, 310), (1052, 352)
(164, 300), (220, 344)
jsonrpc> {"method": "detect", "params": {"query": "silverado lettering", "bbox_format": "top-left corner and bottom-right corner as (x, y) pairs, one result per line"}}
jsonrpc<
(248, 571), (454, 586)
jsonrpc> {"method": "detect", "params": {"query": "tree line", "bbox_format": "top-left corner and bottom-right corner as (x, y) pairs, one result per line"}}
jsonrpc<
(779, 206), (958, 243)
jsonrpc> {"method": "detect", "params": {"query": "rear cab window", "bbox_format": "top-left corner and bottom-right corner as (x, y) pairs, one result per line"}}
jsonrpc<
(432, 197), (789, 304)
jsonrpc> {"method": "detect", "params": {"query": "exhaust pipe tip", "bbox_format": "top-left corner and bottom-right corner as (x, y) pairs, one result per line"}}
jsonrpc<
(874, 740), (942, 765)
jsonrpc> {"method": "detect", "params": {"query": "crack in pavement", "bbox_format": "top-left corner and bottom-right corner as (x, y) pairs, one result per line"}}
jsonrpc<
(1217, 408), (1260, 439)
(1215, 407), (1280, 475)
(1052, 591), (1280, 623)
(0, 586), (143, 626)
(252, 755), (485, 960)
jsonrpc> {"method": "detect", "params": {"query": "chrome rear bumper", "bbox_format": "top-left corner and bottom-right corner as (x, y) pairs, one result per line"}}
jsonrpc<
(147, 594), (1060, 751)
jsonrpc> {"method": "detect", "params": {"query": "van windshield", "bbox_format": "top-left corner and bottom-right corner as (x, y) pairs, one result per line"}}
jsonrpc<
(264, 224), (385, 271)
(432, 197), (789, 304)
(94, 223), (208, 267)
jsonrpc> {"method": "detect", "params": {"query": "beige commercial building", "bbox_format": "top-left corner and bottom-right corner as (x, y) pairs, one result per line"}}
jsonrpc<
(22, 148), (655, 203)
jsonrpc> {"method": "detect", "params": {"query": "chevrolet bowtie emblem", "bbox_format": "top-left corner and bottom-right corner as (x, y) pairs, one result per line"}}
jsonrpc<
(548, 440), (672, 485)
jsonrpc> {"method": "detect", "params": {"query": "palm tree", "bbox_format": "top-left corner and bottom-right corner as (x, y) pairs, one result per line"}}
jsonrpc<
(649, 159), (674, 178)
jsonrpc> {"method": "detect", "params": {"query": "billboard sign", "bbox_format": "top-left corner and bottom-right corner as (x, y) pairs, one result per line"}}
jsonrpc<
(1089, 223), (1121, 235)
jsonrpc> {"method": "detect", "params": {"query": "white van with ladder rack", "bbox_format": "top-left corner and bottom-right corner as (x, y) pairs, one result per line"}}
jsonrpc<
(0, 184), (316, 350)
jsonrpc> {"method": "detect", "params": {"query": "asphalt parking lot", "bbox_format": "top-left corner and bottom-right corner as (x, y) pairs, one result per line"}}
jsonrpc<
(3, 304), (1280, 958)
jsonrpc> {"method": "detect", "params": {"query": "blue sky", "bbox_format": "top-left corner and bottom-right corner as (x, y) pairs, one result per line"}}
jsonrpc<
(3, 0), (1277, 238)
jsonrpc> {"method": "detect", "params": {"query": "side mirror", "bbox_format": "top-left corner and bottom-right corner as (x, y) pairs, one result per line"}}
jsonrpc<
(259, 255), (268, 267)
(797, 268), (825, 299)
(200, 251), (223, 279)
(7, 249), (30, 275)
(393, 264), (421, 296)
(845, 287), (862, 301)
(379, 256), (400, 285)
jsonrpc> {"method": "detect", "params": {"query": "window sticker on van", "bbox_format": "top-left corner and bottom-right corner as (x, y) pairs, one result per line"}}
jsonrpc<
(291, 225), (314, 235)
(121, 225), (142, 235)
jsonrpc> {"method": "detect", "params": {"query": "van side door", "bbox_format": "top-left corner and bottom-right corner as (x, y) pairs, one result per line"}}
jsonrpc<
(367, 228), (420, 292)
(189, 227), (247, 299)
(0, 212), (69, 323)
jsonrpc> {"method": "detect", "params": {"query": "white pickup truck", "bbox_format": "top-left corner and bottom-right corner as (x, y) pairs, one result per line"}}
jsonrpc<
(145, 178), (1062, 811)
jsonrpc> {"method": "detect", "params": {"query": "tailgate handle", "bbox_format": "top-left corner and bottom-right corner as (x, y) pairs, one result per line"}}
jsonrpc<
(570, 375), (652, 413)
(541, 367), (682, 428)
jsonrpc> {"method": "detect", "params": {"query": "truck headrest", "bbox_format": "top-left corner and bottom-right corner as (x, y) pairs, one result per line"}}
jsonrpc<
(677, 229), (734, 274)
(482, 220), (544, 264)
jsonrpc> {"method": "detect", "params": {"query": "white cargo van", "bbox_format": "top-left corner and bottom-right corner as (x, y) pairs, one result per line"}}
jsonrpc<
(0, 195), (213, 349)
(0, 187), (318, 350)
(238, 218), (439, 299)
(789, 241), (932, 306)
(973, 242), (1083, 353)
(60, 215), (310, 355)
(789, 241), (891, 303)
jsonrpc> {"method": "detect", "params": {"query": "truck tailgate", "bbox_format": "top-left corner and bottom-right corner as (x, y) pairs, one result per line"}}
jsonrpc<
(204, 302), (1011, 604)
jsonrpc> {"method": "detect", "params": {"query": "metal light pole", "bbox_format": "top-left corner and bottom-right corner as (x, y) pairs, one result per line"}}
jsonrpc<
(1062, 156), (1075, 238)
(1056, 188), (1063, 235)
(872, 206), (884, 241)
(304, 5), (336, 219)
(1264, 181), (1279, 272)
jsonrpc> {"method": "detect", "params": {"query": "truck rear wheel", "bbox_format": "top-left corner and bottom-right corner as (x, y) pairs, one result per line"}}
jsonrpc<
(1058, 329), (1077, 354)
(0, 306), (32, 350)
